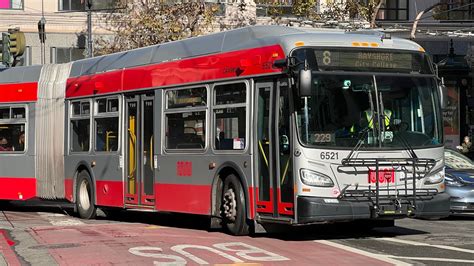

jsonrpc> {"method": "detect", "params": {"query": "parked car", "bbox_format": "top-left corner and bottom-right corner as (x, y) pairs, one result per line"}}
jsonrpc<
(444, 149), (474, 213)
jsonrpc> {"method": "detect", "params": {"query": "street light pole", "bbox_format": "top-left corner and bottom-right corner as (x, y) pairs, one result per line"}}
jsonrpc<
(87, 0), (93, 58)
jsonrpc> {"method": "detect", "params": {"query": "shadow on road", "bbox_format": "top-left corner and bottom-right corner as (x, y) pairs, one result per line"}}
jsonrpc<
(441, 214), (474, 221)
(1, 199), (430, 241)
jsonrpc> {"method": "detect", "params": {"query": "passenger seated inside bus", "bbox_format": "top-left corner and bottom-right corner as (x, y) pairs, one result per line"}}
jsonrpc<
(13, 131), (25, 151)
(0, 136), (12, 151)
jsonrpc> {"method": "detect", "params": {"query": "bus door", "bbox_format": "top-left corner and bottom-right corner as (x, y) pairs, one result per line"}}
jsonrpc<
(125, 94), (155, 206)
(255, 81), (294, 219)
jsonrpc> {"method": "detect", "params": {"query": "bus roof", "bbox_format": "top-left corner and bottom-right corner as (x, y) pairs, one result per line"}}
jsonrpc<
(0, 65), (42, 84)
(67, 26), (424, 78)
(0, 26), (426, 83)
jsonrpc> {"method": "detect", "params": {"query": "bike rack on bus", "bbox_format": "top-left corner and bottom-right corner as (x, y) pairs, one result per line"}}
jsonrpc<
(337, 157), (437, 216)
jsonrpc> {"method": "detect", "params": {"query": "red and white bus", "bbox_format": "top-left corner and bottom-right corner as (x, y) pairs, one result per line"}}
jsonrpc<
(0, 26), (450, 235)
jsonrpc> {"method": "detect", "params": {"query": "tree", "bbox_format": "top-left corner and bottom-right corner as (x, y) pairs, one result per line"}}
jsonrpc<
(292, 0), (318, 19)
(346, 0), (385, 28)
(94, 0), (217, 55)
(222, 0), (257, 30)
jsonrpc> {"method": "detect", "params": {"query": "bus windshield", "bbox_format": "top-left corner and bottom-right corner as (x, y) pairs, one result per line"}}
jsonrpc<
(295, 74), (443, 149)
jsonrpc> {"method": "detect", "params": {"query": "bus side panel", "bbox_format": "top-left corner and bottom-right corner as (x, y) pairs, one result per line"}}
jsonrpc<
(155, 154), (253, 216)
(0, 151), (35, 201)
(0, 101), (36, 201)
(155, 183), (212, 215)
(0, 177), (36, 200)
(64, 155), (123, 208)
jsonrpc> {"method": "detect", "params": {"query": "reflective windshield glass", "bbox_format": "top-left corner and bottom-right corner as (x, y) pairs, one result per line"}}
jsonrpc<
(445, 149), (474, 169)
(296, 74), (443, 148)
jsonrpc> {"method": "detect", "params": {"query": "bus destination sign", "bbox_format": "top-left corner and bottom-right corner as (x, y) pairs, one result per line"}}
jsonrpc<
(315, 50), (414, 72)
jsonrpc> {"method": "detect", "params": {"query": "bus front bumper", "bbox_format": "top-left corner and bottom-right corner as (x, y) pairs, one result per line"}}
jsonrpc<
(297, 193), (450, 224)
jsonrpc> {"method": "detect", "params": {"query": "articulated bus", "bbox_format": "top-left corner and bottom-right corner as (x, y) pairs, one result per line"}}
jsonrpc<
(0, 26), (449, 235)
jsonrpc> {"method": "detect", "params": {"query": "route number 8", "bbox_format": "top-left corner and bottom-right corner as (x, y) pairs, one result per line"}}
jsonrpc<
(323, 51), (331, 65)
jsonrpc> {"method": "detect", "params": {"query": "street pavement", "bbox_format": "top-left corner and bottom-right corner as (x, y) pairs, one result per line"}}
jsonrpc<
(0, 200), (473, 265)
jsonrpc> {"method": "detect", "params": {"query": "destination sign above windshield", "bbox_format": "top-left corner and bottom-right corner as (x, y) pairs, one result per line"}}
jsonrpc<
(313, 49), (430, 73)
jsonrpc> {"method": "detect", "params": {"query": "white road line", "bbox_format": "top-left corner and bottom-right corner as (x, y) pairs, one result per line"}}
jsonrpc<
(37, 212), (84, 226)
(314, 240), (410, 266)
(388, 256), (474, 264)
(377, 237), (474, 254)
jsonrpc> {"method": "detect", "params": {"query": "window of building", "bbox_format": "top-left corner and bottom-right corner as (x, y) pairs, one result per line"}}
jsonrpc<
(213, 82), (247, 151)
(438, 0), (474, 21)
(0, 0), (23, 10)
(255, 0), (293, 17)
(376, 0), (408, 21)
(95, 97), (119, 152)
(0, 105), (27, 152)
(70, 100), (91, 152)
(51, 47), (86, 64)
(59, 0), (122, 11)
(165, 86), (207, 150)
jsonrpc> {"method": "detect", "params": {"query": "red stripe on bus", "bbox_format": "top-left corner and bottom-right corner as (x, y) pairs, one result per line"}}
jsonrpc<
(277, 188), (294, 216)
(255, 187), (273, 213)
(248, 187), (255, 219)
(0, 82), (37, 103)
(0, 177), (36, 200)
(64, 178), (74, 202)
(155, 183), (211, 215)
(96, 180), (124, 207)
(66, 70), (122, 98)
(65, 45), (285, 98)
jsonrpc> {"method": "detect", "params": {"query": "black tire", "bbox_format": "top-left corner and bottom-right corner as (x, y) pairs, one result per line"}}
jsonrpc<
(76, 171), (97, 219)
(221, 174), (249, 236)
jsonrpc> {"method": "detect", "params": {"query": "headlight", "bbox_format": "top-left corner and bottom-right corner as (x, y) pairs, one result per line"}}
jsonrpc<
(424, 167), (444, 185)
(300, 169), (334, 187)
(445, 175), (465, 187)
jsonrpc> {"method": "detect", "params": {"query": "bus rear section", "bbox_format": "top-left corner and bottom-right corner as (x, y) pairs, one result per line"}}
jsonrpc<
(0, 64), (72, 202)
(0, 66), (41, 201)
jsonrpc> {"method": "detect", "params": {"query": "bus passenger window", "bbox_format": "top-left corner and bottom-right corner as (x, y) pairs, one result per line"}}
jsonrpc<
(71, 120), (90, 152)
(70, 100), (91, 152)
(0, 106), (27, 153)
(96, 117), (118, 152)
(166, 112), (206, 150)
(94, 97), (119, 152)
(165, 87), (208, 151)
(213, 83), (247, 150)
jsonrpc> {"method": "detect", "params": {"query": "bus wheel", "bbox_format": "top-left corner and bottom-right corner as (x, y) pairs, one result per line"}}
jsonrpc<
(221, 174), (249, 236)
(76, 171), (96, 219)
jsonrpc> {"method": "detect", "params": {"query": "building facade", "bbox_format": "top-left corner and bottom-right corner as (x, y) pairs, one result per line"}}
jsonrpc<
(0, 0), (116, 65)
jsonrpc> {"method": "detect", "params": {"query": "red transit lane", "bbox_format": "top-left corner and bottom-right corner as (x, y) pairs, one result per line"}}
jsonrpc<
(25, 223), (393, 265)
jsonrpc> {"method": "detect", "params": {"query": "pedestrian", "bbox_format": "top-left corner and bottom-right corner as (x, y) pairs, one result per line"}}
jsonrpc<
(456, 136), (472, 154)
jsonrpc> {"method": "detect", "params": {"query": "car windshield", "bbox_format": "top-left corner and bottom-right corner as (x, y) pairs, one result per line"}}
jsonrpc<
(445, 149), (474, 169)
(295, 73), (443, 149)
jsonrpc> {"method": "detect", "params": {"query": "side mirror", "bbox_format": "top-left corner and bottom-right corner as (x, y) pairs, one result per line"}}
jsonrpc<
(438, 77), (447, 109)
(298, 68), (312, 97)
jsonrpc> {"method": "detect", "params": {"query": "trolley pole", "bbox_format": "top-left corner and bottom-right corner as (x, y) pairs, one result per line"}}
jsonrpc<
(86, 0), (93, 58)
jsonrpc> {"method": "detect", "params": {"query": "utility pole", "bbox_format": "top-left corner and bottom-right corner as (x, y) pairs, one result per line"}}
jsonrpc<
(39, 0), (46, 64)
(87, 0), (93, 58)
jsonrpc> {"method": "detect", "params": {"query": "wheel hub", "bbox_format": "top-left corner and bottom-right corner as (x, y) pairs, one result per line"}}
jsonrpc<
(223, 188), (237, 222)
(79, 179), (91, 210)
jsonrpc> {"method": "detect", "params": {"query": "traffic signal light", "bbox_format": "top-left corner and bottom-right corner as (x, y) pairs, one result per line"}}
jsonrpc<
(1, 33), (11, 66)
(8, 29), (25, 58)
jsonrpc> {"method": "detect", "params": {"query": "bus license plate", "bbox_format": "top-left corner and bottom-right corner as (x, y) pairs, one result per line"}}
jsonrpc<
(368, 169), (394, 184)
